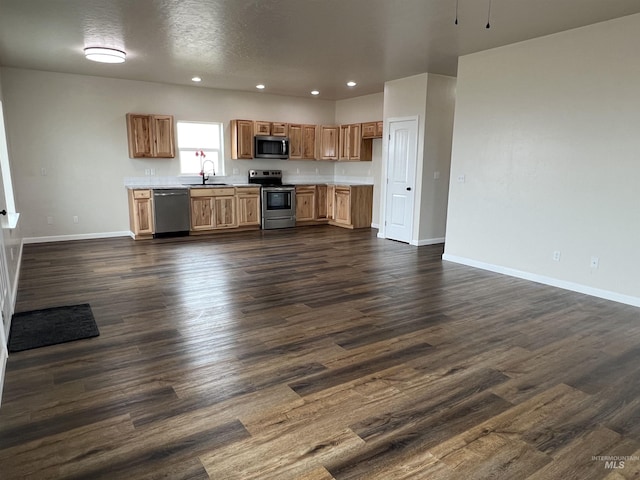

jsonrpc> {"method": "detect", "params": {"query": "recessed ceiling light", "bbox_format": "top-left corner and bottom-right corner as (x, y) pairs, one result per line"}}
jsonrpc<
(84, 47), (126, 64)
(311, 90), (320, 96)
(191, 76), (202, 82)
(347, 81), (357, 87)
(256, 84), (265, 90)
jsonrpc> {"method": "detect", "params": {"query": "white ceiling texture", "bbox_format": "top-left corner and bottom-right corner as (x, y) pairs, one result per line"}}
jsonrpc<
(1, 0), (640, 100)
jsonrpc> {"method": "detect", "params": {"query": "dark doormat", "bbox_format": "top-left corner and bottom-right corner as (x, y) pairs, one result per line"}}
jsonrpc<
(8, 303), (99, 353)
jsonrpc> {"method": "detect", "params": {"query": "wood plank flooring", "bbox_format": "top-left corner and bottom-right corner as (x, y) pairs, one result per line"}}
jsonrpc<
(1, 226), (639, 479)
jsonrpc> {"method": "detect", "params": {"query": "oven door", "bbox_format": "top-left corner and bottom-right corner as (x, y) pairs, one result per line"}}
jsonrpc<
(261, 187), (296, 229)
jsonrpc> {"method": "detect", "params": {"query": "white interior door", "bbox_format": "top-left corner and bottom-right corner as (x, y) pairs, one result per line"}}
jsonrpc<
(385, 118), (418, 243)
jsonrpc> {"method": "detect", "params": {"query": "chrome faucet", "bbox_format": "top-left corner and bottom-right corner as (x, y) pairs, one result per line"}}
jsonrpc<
(201, 159), (215, 185)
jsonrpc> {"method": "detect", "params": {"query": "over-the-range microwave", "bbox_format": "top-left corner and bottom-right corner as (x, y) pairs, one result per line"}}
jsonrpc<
(254, 135), (289, 159)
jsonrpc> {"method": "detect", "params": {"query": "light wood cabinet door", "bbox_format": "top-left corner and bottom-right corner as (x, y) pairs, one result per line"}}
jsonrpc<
(316, 185), (328, 220)
(302, 125), (317, 160)
(126, 114), (175, 158)
(327, 185), (335, 219)
(339, 124), (350, 160)
(231, 120), (254, 159)
(295, 186), (316, 222)
(334, 187), (351, 225)
(213, 196), (237, 228)
(288, 124), (303, 159)
(126, 114), (153, 158)
(376, 121), (383, 138)
(151, 115), (175, 157)
(190, 197), (214, 230)
(348, 123), (362, 159)
(318, 125), (339, 160)
(237, 188), (261, 226)
(254, 121), (271, 136)
(271, 123), (288, 137)
(362, 122), (378, 139)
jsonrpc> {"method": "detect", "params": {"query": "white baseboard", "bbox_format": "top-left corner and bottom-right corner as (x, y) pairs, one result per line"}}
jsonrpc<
(412, 237), (445, 246)
(442, 253), (640, 308)
(23, 231), (131, 244)
(371, 223), (380, 229)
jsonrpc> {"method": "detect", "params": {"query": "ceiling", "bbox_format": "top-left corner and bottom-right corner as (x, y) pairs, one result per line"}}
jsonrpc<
(1, 0), (640, 101)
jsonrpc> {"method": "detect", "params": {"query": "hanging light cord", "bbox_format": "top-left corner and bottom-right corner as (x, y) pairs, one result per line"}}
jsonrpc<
(486, 0), (492, 29)
(455, 0), (459, 25)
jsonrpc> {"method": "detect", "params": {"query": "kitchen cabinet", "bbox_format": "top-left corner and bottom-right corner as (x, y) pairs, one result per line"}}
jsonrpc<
(362, 121), (383, 139)
(327, 185), (335, 220)
(254, 121), (271, 136)
(329, 185), (373, 229)
(289, 124), (317, 160)
(318, 125), (339, 160)
(128, 189), (154, 238)
(190, 187), (237, 231)
(295, 186), (316, 223)
(339, 123), (372, 161)
(126, 114), (175, 158)
(236, 187), (261, 227)
(316, 185), (328, 220)
(231, 120), (254, 159)
(272, 123), (288, 137)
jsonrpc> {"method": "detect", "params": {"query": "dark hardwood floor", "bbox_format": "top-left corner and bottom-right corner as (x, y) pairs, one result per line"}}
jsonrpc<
(1, 226), (639, 479)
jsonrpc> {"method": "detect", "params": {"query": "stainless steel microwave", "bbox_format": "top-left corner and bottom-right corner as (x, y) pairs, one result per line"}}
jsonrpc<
(254, 136), (289, 159)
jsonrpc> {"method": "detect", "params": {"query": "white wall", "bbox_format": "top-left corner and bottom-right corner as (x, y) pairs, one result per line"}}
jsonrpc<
(0, 68), (354, 239)
(335, 93), (383, 225)
(381, 73), (455, 245)
(444, 13), (640, 306)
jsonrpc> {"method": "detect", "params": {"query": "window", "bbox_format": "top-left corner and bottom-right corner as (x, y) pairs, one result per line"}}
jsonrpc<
(176, 121), (224, 176)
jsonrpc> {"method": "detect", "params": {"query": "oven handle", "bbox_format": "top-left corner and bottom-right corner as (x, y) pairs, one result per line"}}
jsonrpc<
(262, 187), (294, 191)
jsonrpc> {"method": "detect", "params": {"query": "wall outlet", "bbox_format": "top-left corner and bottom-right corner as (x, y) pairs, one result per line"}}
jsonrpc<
(553, 251), (561, 262)
(144, 168), (151, 176)
(232, 168), (239, 175)
(434, 171), (440, 180)
(40, 167), (47, 176)
(457, 174), (466, 183)
(590, 256), (599, 269)
(46, 216), (53, 225)
(150, 168), (156, 176)
(73, 216), (79, 224)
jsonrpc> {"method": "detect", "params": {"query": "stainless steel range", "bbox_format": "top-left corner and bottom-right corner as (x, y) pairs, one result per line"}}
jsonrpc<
(248, 169), (296, 229)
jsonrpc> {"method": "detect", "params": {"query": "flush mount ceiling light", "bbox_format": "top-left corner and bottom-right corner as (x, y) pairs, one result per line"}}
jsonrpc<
(191, 76), (202, 82)
(84, 47), (126, 63)
(256, 84), (265, 90)
(347, 81), (357, 87)
(311, 90), (320, 96)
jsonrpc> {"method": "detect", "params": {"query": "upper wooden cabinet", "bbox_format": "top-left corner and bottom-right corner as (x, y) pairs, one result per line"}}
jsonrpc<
(339, 123), (372, 161)
(231, 120), (254, 159)
(362, 121), (383, 139)
(254, 121), (271, 136)
(318, 125), (339, 160)
(126, 114), (175, 158)
(289, 124), (317, 160)
(254, 121), (288, 137)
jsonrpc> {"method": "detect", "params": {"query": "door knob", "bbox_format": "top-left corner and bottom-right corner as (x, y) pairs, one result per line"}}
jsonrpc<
(0, 210), (6, 216)
(406, 187), (411, 191)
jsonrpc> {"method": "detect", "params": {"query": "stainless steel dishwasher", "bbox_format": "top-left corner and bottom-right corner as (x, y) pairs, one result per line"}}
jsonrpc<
(152, 188), (190, 237)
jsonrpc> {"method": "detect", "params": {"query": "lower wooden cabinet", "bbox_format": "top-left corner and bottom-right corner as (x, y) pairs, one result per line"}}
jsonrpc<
(295, 186), (316, 223)
(316, 185), (328, 220)
(329, 185), (374, 229)
(128, 189), (154, 238)
(190, 187), (237, 231)
(236, 187), (261, 227)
